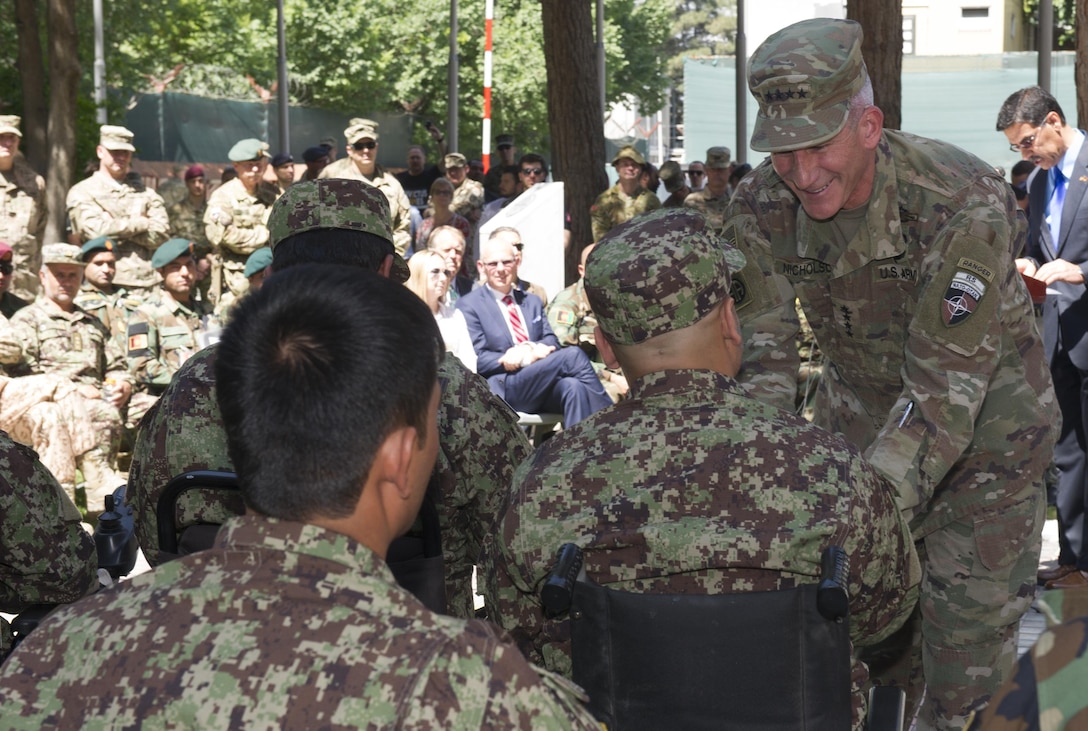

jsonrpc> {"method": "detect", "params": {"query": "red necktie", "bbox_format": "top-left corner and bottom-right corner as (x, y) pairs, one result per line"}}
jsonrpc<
(503, 294), (529, 344)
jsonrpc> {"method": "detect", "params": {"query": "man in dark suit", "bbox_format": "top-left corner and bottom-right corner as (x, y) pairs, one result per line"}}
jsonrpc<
(457, 228), (610, 426)
(999, 86), (1088, 588)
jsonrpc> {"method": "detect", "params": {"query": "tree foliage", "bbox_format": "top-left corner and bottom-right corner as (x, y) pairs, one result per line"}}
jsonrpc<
(664, 0), (737, 84)
(1022, 0), (1077, 49)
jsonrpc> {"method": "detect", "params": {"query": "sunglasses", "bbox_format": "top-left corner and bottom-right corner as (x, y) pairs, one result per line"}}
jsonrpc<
(0, 262), (12, 275)
(521, 167), (544, 176)
(688, 170), (705, 177)
(428, 268), (453, 278)
(353, 140), (377, 151)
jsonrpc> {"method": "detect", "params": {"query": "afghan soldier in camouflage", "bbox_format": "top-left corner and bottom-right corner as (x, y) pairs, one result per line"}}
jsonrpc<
(318, 118), (413, 256)
(546, 242), (629, 402)
(10, 243), (130, 513)
(590, 145), (662, 241)
(129, 180), (530, 619)
(727, 19), (1058, 729)
(166, 165), (210, 251)
(481, 207), (920, 730)
(0, 115), (47, 300)
(73, 236), (143, 352)
(126, 237), (215, 426)
(0, 265), (599, 729)
(683, 145), (733, 230)
(0, 431), (98, 658)
(203, 139), (278, 313)
(66, 125), (170, 296)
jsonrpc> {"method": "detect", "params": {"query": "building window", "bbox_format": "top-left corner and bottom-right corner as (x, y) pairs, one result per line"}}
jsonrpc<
(903, 15), (916, 55)
(962, 7), (989, 18)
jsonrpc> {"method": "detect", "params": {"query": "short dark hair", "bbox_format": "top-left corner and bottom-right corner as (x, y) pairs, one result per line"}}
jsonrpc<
(215, 264), (442, 520)
(1011, 160), (1035, 178)
(271, 229), (393, 273)
(996, 86), (1066, 130)
(518, 153), (548, 176)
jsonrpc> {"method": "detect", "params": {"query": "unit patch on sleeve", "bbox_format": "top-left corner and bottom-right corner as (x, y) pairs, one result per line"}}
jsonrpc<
(942, 270), (988, 326)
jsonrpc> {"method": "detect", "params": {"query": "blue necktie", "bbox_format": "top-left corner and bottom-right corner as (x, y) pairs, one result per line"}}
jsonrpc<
(1049, 167), (1067, 251)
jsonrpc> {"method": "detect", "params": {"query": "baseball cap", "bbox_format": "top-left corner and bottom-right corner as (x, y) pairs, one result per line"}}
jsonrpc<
(81, 236), (115, 260)
(244, 247), (273, 278)
(266, 179), (407, 282)
(0, 116), (22, 137)
(748, 18), (866, 153)
(99, 125), (136, 152)
(228, 139), (270, 162)
(610, 145), (646, 167)
(42, 243), (85, 267)
(152, 238), (195, 269)
(345, 119), (380, 145)
(496, 134), (515, 149)
(659, 161), (685, 193)
(585, 208), (746, 345)
(705, 147), (732, 169)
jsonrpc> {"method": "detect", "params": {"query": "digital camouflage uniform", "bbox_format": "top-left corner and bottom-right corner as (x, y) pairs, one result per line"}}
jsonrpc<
(682, 186), (731, 232)
(128, 345), (530, 619)
(0, 431), (97, 657)
(728, 129), (1058, 727)
(546, 278), (625, 402)
(319, 157), (413, 256)
(0, 155), (47, 300)
(481, 207), (921, 731)
(0, 515), (599, 729)
(966, 590), (1088, 730)
(589, 184), (661, 241)
(203, 176), (277, 311)
(66, 172), (170, 292)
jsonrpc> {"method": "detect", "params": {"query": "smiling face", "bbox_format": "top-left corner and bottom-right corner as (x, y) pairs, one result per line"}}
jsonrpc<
(770, 105), (883, 221)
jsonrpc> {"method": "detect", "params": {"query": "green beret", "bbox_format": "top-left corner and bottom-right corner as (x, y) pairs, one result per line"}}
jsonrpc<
(244, 247), (273, 278)
(228, 138), (270, 162)
(152, 238), (195, 269)
(81, 236), (116, 260)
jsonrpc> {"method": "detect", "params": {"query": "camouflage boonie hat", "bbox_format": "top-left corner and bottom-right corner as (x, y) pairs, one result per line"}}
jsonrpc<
(81, 235), (115, 260)
(99, 125), (136, 152)
(152, 238), (195, 269)
(611, 145), (646, 167)
(706, 147), (732, 169)
(228, 138), (270, 162)
(659, 160), (685, 193)
(585, 208), (746, 345)
(345, 119), (379, 144)
(267, 179), (407, 282)
(0, 115), (21, 137)
(244, 247), (273, 278)
(41, 243), (85, 266)
(444, 152), (468, 168)
(749, 18), (866, 153)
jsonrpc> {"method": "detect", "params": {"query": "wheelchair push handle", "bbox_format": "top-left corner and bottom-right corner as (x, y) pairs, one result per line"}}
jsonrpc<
(541, 543), (584, 618)
(817, 545), (850, 622)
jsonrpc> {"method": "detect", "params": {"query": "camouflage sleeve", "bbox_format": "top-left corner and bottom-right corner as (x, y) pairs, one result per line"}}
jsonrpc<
(589, 193), (610, 242)
(642, 192), (662, 214)
(28, 174), (48, 244)
(0, 314), (22, 364)
(546, 295), (579, 347)
(102, 322), (133, 386)
(125, 308), (170, 387)
(203, 192), (270, 254)
(9, 309), (41, 375)
(437, 355), (531, 617)
(66, 181), (150, 242)
(140, 190), (170, 250)
(0, 435), (97, 616)
(390, 186), (413, 257)
(724, 193), (802, 411)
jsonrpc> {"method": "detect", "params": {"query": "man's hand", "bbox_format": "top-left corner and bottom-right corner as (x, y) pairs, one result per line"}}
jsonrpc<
(1033, 258), (1084, 285)
(1015, 257), (1037, 277)
(529, 342), (555, 361)
(499, 344), (528, 372)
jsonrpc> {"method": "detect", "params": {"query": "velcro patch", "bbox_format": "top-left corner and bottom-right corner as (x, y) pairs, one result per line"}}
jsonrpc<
(127, 321), (150, 355)
(942, 271), (987, 326)
(555, 310), (576, 326)
(731, 274), (750, 310)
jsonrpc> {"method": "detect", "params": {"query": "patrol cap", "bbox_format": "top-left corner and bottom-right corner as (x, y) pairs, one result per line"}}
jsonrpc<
(42, 243), (85, 267)
(271, 153), (294, 168)
(152, 238), (195, 269)
(585, 208), (746, 346)
(706, 147), (732, 169)
(610, 145), (646, 167)
(267, 179), (407, 283)
(184, 164), (205, 181)
(0, 116), (21, 137)
(659, 161), (685, 193)
(99, 125), (136, 152)
(496, 134), (515, 149)
(445, 152), (467, 168)
(81, 236), (116, 260)
(748, 18), (867, 153)
(229, 138), (270, 162)
(244, 247), (273, 278)
(345, 119), (379, 144)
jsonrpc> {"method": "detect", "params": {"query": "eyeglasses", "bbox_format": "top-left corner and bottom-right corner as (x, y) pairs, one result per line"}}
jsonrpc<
(432, 189), (452, 196)
(483, 259), (515, 269)
(513, 243), (524, 251)
(428, 268), (453, 278)
(0, 262), (12, 275)
(520, 167), (544, 177)
(687, 170), (705, 177)
(353, 140), (377, 151)
(1009, 125), (1044, 152)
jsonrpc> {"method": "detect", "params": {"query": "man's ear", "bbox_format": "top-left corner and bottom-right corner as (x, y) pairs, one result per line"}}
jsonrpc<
(859, 106), (885, 150)
(594, 325), (621, 369)
(372, 425), (418, 503)
(719, 298), (743, 348)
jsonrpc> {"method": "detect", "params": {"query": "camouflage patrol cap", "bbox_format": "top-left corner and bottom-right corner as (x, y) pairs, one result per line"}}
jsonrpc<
(706, 147), (732, 169)
(99, 125), (136, 152)
(41, 243), (85, 267)
(152, 238), (195, 269)
(748, 18), (866, 153)
(81, 235), (115, 260)
(659, 160), (685, 193)
(585, 208), (746, 345)
(345, 119), (379, 144)
(228, 138), (270, 162)
(0, 115), (21, 137)
(244, 247), (273, 278)
(611, 145), (646, 167)
(267, 179), (407, 282)
(445, 152), (468, 168)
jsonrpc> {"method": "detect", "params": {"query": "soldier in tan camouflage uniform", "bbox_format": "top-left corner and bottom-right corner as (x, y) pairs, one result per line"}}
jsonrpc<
(446, 152), (485, 227)
(481, 207), (920, 730)
(683, 145), (733, 231)
(546, 242), (628, 402)
(318, 118), (413, 255)
(66, 125), (170, 298)
(0, 115), (47, 300)
(0, 265), (599, 729)
(590, 145), (661, 241)
(203, 139), (278, 313)
(129, 180), (530, 620)
(10, 243), (130, 514)
(0, 431), (98, 658)
(126, 237), (215, 426)
(727, 19), (1058, 729)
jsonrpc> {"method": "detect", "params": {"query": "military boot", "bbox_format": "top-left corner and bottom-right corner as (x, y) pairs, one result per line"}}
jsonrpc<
(77, 447), (125, 519)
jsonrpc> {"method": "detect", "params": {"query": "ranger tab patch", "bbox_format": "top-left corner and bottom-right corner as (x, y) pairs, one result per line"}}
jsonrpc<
(942, 270), (987, 326)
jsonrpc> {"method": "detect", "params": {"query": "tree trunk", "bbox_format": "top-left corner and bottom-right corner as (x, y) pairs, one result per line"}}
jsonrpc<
(43, 0), (80, 244)
(1077, 0), (1088, 129)
(14, 0), (48, 175)
(846, 0), (903, 130)
(540, 0), (608, 285)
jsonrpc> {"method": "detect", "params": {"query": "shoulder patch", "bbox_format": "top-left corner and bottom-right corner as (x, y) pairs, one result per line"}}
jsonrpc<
(942, 270), (987, 326)
(127, 321), (151, 356)
(555, 310), (576, 326)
